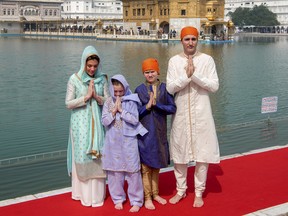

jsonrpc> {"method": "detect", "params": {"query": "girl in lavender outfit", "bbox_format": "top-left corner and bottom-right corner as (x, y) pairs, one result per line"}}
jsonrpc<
(101, 74), (147, 212)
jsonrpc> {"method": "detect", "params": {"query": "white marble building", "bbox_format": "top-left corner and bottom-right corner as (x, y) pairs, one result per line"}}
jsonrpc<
(225, 0), (288, 26)
(0, 0), (123, 33)
(61, 0), (123, 20)
(0, 0), (63, 33)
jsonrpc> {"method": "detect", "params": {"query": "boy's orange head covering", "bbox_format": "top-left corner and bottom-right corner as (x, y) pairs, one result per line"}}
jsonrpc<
(142, 58), (160, 74)
(180, 26), (199, 40)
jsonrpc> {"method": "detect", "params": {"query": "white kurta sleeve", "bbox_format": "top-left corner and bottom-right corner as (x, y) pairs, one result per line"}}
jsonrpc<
(65, 80), (87, 109)
(166, 57), (192, 95)
(191, 56), (219, 93)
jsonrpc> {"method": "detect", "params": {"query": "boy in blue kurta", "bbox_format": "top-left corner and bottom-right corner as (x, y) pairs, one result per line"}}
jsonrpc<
(135, 58), (176, 210)
(102, 74), (147, 212)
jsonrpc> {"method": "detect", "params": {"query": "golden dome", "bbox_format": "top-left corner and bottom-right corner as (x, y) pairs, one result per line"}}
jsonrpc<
(227, 20), (234, 27)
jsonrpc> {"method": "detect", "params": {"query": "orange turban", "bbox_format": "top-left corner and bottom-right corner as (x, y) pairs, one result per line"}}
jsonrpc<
(142, 58), (160, 74)
(180, 26), (199, 40)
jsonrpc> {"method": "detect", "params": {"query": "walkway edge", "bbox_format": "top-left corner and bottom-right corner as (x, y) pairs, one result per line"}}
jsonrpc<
(244, 202), (288, 216)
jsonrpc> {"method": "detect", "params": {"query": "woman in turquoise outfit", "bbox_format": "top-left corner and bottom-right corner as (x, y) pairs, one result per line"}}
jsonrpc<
(65, 46), (109, 207)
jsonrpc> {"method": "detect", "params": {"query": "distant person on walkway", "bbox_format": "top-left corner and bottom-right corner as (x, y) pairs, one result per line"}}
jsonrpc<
(101, 74), (148, 212)
(166, 26), (220, 207)
(135, 58), (176, 210)
(65, 45), (109, 207)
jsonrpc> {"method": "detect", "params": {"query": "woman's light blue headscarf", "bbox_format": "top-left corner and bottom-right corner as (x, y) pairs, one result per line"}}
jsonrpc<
(77, 45), (105, 84)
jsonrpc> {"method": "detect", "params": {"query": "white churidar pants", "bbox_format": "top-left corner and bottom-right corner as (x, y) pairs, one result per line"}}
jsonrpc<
(173, 162), (209, 197)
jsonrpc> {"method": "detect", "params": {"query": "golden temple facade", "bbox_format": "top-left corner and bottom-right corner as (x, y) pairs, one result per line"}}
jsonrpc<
(121, 0), (228, 38)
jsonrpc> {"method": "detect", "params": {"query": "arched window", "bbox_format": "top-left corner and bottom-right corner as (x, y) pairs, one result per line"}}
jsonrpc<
(45, 9), (48, 16)
(54, 10), (57, 16)
(3, 9), (6, 15)
(12, 9), (15, 15)
(49, 10), (52, 16)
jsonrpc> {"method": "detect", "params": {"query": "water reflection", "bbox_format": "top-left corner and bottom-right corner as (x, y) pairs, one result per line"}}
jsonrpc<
(235, 34), (288, 43)
(260, 120), (278, 142)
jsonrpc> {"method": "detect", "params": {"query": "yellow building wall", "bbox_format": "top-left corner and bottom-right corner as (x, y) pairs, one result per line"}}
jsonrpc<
(122, 0), (225, 35)
(122, 0), (224, 22)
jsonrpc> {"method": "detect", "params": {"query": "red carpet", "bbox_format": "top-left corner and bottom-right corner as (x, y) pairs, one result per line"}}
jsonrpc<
(1, 147), (288, 216)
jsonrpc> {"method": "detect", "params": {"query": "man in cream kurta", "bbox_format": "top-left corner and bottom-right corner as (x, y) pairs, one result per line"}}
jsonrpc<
(166, 26), (220, 208)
